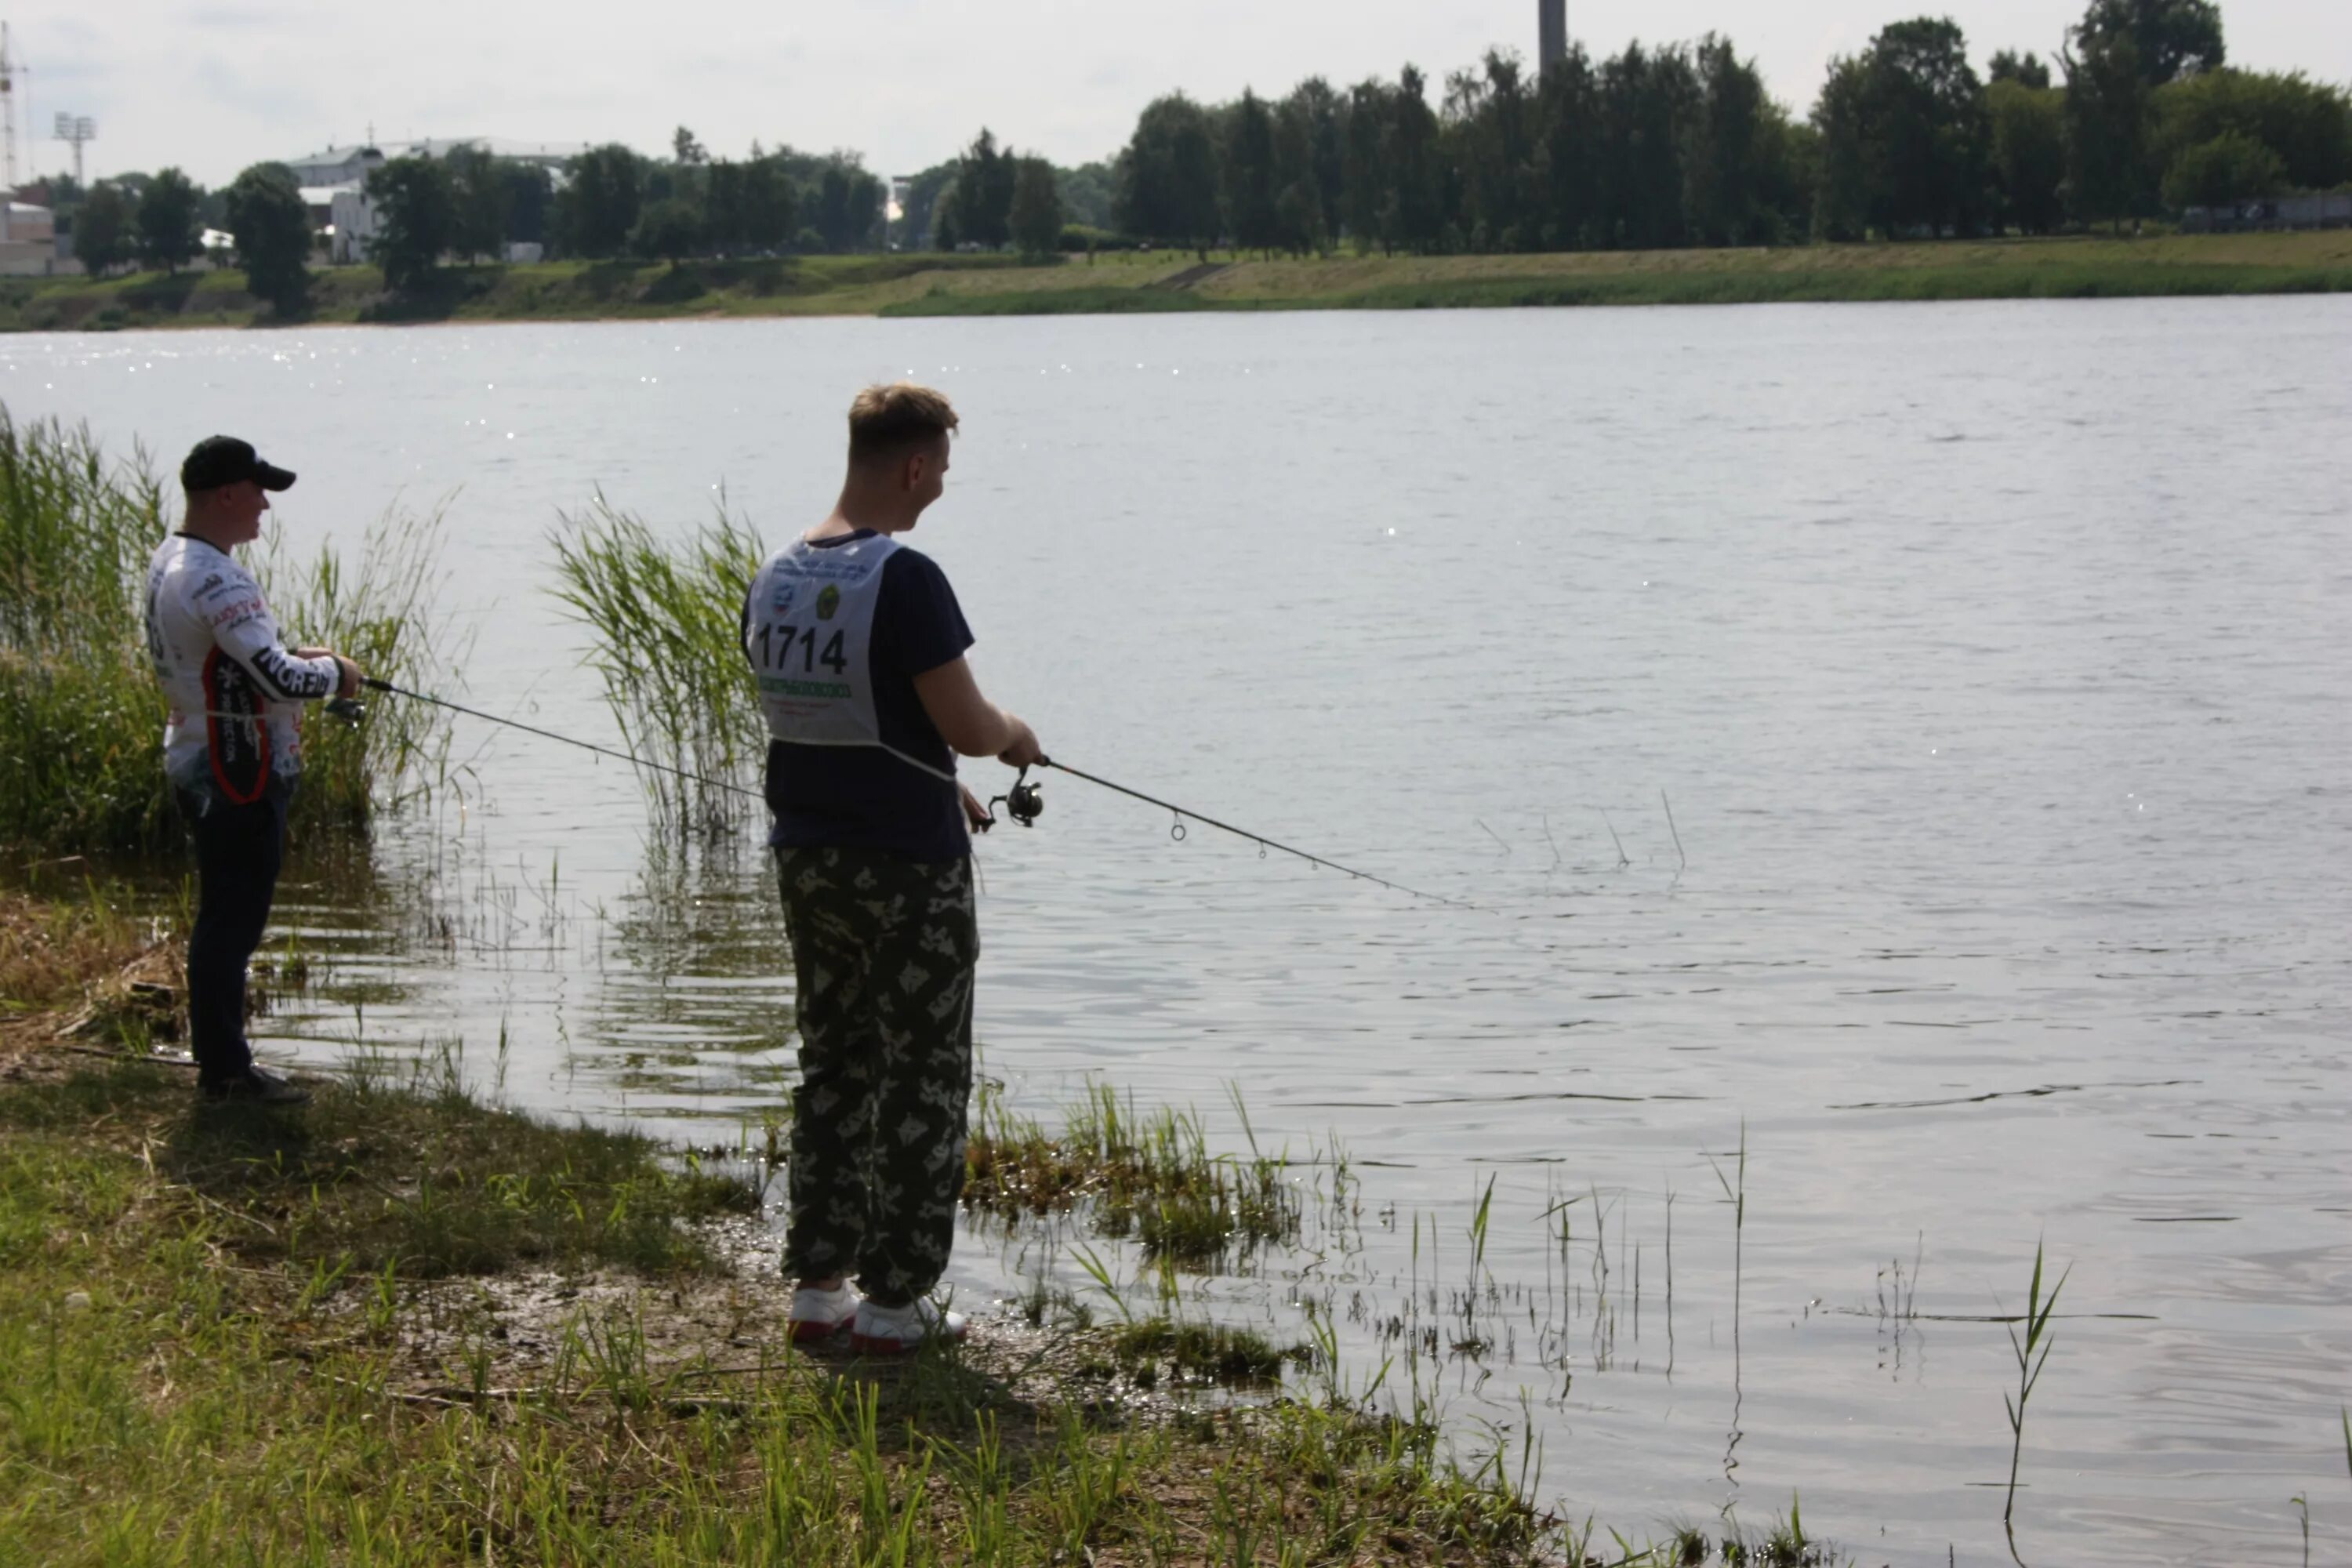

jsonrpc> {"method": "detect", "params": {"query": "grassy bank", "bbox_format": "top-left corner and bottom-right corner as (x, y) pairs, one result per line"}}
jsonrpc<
(0, 888), (1668, 1568)
(0, 409), (456, 858)
(7, 230), (2348, 331)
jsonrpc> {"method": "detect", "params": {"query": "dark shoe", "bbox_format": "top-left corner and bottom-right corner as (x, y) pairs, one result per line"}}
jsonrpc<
(201, 1065), (310, 1105)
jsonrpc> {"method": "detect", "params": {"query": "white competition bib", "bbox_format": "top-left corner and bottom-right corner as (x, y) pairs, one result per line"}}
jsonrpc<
(744, 534), (956, 783)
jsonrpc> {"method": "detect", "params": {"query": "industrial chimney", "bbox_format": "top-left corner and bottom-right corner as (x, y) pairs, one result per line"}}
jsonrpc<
(1539, 0), (1566, 69)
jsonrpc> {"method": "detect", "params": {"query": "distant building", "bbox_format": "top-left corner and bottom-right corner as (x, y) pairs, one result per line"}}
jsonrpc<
(281, 137), (579, 188)
(278, 138), (582, 264)
(0, 191), (60, 275)
(2180, 192), (2352, 232)
(1539, 0), (1566, 69)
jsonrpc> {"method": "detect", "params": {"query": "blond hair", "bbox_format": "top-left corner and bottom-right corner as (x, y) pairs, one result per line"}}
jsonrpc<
(848, 383), (960, 463)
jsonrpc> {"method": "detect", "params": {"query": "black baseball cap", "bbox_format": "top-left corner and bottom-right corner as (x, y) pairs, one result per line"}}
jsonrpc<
(180, 436), (296, 494)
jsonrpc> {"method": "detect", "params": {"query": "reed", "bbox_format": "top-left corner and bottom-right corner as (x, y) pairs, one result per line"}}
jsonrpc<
(0, 406), (454, 858)
(258, 505), (462, 833)
(548, 497), (766, 838)
(2002, 1241), (2069, 1568)
(0, 409), (172, 855)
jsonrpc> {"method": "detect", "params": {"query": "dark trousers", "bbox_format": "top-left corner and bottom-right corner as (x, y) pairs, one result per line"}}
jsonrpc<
(179, 785), (289, 1087)
(774, 846), (978, 1307)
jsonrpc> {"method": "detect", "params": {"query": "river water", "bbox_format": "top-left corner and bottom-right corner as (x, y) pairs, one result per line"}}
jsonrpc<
(6, 298), (2348, 1565)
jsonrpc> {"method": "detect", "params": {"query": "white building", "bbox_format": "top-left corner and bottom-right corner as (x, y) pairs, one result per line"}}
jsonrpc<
(0, 191), (60, 275)
(281, 136), (580, 188)
(280, 139), (582, 264)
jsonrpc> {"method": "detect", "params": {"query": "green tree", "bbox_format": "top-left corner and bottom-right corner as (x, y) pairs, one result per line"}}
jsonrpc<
(1988, 79), (2068, 232)
(703, 159), (746, 253)
(1988, 50), (2054, 90)
(1443, 53), (1538, 252)
(2161, 129), (2285, 207)
(445, 145), (510, 261)
(1863, 17), (1992, 237)
(503, 162), (554, 246)
(1114, 93), (1223, 252)
(630, 197), (704, 261)
(2074, 0), (2224, 85)
(1224, 89), (1282, 254)
(930, 186), (963, 250)
(1813, 55), (1874, 238)
(1595, 43), (1697, 249)
(1008, 157), (1064, 257)
(1341, 78), (1396, 252)
(950, 130), (1016, 249)
(812, 158), (880, 252)
(672, 125), (708, 165)
(1684, 34), (1784, 246)
(366, 155), (458, 293)
(1278, 79), (1347, 249)
(740, 156), (797, 251)
(73, 183), (136, 275)
(135, 167), (202, 274)
(564, 144), (643, 258)
(2154, 69), (2352, 192)
(2063, 27), (2153, 225)
(223, 162), (311, 313)
(1388, 66), (1446, 253)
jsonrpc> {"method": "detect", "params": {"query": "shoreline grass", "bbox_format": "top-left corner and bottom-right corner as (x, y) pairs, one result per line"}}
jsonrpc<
(6, 230), (2346, 332)
(0, 883), (1615, 1567)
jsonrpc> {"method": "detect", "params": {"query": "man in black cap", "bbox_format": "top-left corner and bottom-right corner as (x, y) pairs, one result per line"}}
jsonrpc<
(142, 437), (364, 1104)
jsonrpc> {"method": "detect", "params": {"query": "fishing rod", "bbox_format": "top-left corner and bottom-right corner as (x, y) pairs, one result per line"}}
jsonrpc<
(354, 678), (1469, 908)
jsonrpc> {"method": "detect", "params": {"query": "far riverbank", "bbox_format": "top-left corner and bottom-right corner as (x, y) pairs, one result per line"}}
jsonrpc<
(6, 229), (2347, 332)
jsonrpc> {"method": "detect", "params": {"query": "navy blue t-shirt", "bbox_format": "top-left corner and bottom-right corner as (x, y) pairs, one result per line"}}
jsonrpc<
(746, 533), (975, 862)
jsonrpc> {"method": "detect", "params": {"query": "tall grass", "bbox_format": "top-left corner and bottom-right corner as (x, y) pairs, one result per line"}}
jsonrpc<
(260, 506), (462, 833)
(549, 498), (765, 838)
(0, 406), (455, 859)
(0, 409), (172, 855)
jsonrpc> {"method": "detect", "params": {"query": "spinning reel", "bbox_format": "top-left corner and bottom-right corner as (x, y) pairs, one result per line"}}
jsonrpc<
(985, 766), (1045, 829)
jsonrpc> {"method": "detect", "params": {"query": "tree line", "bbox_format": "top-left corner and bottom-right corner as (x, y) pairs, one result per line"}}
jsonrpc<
(58, 130), (891, 308)
(1105, 0), (2347, 252)
(46, 0), (2351, 309)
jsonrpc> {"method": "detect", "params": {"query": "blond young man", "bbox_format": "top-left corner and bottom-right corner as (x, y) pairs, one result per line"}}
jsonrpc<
(742, 385), (1041, 1353)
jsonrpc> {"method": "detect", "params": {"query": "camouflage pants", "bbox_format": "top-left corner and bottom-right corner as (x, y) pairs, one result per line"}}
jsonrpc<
(775, 846), (978, 1308)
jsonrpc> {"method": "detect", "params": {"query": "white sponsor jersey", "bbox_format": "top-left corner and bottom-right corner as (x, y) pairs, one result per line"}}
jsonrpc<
(743, 533), (956, 782)
(142, 534), (339, 801)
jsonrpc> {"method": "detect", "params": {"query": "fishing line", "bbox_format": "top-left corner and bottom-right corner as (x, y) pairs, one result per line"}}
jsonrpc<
(356, 678), (766, 802)
(358, 679), (1470, 908)
(1033, 758), (1476, 909)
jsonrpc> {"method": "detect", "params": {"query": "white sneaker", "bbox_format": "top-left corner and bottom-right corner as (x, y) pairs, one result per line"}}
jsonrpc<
(787, 1281), (861, 1344)
(850, 1297), (967, 1355)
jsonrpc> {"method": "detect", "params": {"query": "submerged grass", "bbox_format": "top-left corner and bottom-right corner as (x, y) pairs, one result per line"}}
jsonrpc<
(965, 1078), (1308, 1267)
(0, 406), (457, 858)
(549, 498), (766, 838)
(1107, 1316), (1310, 1389)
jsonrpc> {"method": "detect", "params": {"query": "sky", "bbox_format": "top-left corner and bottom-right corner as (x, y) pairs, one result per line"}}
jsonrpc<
(13, 0), (2350, 190)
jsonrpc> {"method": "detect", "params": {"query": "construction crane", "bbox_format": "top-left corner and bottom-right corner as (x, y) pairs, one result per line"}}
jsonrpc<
(0, 23), (24, 190)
